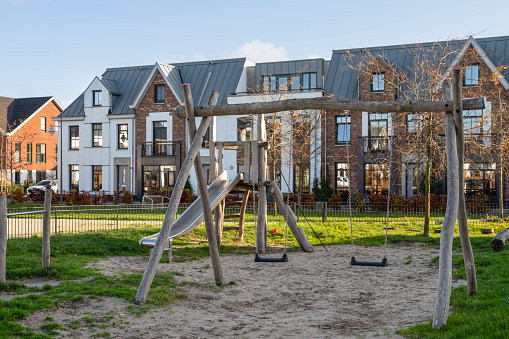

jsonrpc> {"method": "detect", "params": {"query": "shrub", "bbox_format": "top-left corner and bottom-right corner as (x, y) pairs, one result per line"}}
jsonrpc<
(180, 189), (196, 204)
(123, 190), (133, 204)
(355, 193), (367, 212)
(22, 179), (34, 192)
(312, 178), (334, 202)
(12, 184), (24, 194)
(389, 195), (405, 212)
(12, 188), (27, 202)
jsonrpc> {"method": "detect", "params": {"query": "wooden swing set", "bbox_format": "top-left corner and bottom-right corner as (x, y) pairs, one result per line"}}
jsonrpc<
(135, 67), (482, 329)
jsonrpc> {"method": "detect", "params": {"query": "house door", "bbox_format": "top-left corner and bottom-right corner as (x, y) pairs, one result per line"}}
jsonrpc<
(118, 166), (130, 191)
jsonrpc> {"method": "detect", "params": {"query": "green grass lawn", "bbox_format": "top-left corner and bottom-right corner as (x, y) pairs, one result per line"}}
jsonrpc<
(0, 214), (508, 338)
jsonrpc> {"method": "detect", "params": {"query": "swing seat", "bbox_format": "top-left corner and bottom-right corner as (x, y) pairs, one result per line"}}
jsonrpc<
(351, 256), (388, 267)
(255, 253), (288, 263)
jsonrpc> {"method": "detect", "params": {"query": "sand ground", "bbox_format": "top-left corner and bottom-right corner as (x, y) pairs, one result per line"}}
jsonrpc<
(17, 243), (465, 338)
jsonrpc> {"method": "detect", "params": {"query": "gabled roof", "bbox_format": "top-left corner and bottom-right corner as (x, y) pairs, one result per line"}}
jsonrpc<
(98, 76), (121, 95)
(59, 58), (246, 118)
(0, 97), (61, 134)
(325, 35), (509, 100)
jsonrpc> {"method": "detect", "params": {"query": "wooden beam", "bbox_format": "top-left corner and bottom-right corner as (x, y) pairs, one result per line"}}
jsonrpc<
(257, 114), (267, 254)
(183, 86), (224, 286)
(42, 189), (52, 270)
(452, 67), (477, 296)
(135, 114), (212, 305)
(0, 194), (6, 282)
(176, 97), (485, 118)
(237, 189), (250, 242)
(433, 80), (459, 329)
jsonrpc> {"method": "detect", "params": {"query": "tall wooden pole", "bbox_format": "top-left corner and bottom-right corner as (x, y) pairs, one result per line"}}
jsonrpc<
(42, 189), (52, 270)
(182, 85), (224, 286)
(256, 114), (267, 254)
(452, 67), (477, 296)
(0, 194), (7, 282)
(135, 114), (213, 305)
(433, 81), (459, 329)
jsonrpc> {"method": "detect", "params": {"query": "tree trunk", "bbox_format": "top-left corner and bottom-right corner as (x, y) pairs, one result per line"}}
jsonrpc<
(424, 142), (431, 237)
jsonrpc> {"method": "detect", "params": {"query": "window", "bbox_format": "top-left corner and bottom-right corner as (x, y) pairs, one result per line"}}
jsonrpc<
(464, 163), (495, 202)
(464, 64), (479, 86)
(36, 143), (46, 163)
(155, 84), (165, 103)
(463, 109), (483, 137)
(27, 143), (32, 163)
(294, 164), (310, 193)
(70, 165), (79, 191)
(407, 113), (423, 134)
(70, 126), (79, 149)
(36, 170), (46, 182)
(118, 124), (128, 149)
(14, 142), (20, 163)
(143, 165), (176, 194)
(335, 163), (350, 192)
(365, 163), (389, 194)
(41, 117), (46, 132)
(93, 90), (102, 106)
(152, 121), (167, 155)
(92, 123), (102, 147)
(371, 73), (385, 92)
(336, 115), (351, 144)
(27, 171), (32, 181)
(262, 73), (317, 92)
(92, 166), (102, 191)
(367, 113), (389, 151)
(14, 171), (20, 184)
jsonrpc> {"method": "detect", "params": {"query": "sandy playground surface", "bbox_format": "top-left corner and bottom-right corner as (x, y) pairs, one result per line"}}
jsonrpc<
(18, 242), (466, 338)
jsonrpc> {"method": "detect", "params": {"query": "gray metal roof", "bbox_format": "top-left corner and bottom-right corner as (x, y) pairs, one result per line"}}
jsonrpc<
(58, 58), (246, 118)
(324, 35), (509, 100)
(254, 58), (326, 90)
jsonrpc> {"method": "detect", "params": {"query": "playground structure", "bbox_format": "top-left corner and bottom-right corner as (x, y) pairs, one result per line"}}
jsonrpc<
(135, 68), (484, 329)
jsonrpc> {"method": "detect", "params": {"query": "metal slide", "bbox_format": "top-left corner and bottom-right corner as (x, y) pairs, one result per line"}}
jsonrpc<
(139, 171), (243, 249)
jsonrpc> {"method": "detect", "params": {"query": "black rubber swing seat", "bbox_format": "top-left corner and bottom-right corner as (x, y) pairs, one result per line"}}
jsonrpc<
(254, 253), (288, 263)
(351, 256), (388, 267)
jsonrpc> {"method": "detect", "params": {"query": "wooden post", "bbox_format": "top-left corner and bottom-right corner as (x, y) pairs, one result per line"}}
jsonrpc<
(135, 112), (213, 305)
(215, 142), (225, 248)
(237, 189), (250, 242)
(433, 81), (459, 329)
(269, 181), (313, 252)
(257, 114), (267, 254)
(42, 189), (52, 270)
(322, 202), (328, 223)
(0, 194), (7, 282)
(452, 67), (477, 296)
(182, 85), (224, 286)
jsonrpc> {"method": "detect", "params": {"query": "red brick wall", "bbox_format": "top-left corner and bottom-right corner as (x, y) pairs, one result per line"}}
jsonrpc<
(8, 100), (60, 173)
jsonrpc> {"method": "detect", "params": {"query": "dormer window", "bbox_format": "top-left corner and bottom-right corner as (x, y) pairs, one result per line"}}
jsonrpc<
(155, 84), (165, 103)
(93, 90), (102, 106)
(371, 73), (385, 92)
(464, 64), (479, 86)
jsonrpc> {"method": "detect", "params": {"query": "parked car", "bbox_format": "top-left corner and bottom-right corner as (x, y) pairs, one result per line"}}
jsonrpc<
(26, 180), (58, 196)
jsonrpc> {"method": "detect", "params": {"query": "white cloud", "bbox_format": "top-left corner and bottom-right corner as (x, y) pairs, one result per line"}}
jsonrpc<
(223, 40), (289, 62)
(307, 54), (322, 59)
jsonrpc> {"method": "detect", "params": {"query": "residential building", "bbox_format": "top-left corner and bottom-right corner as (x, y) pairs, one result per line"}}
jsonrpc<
(322, 35), (509, 203)
(56, 58), (251, 199)
(0, 96), (62, 187)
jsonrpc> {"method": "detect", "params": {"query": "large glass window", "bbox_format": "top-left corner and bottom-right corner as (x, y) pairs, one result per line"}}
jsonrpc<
(155, 84), (165, 103)
(118, 124), (128, 149)
(92, 123), (102, 147)
(294, 164), (310, 193)
(367, 113), (389, 151)
(371, 73), (385, 92)
(336, 115), (351, 144)
(152, 121), (167, 155)
(93, 90), (102, 106)
(407, 113), (423, 134)
(464, 64), (479, 86)
(70, 165), (79, 191)
(143, 165), (176, 194)
(365, 163), (389, 195)
(26, 143), (32, 163)
(463, 109), (483, 137)
(92, 166), (102, 191)
(70, 126), (79, 149)
(14, 142), (20, 163)
(36, 170), (46, 182)
(464, 163), (495, 201)
(335, 163), (350, 192)
(262, 73), (317, 92)
(36, 143), (46, 163)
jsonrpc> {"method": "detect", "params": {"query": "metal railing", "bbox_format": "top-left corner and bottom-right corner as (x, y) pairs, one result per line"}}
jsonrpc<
(142, 141), (180, 156)
(5, 200), (506, 239)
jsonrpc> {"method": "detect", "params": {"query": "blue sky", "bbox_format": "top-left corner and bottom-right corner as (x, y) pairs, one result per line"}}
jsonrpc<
(1, 0), (508, 108)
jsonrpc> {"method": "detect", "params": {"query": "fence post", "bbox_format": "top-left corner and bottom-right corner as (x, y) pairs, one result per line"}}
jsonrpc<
(54, 208), (58, 235)
(322, 202), (328, 223)
(0, 194), (7, 282)
(116, 205), (119, 230)
(293, 203), (299, 222)
(42, 189), (52, 270)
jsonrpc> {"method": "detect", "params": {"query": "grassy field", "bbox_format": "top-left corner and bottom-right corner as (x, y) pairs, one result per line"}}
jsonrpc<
(0, 215), (508, 338)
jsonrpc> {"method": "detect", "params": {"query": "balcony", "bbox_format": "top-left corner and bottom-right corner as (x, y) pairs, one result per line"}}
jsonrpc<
(141, 141), (180, 157)
(362, 136), (395, 153)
